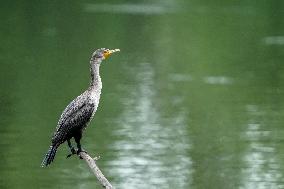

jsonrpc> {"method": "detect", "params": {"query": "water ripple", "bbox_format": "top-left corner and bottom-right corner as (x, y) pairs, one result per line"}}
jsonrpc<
(203, 76), (233, 85)
(109, 63), (192, 189)
(241, 105), (284, 189)
(84, 3), (178, 15)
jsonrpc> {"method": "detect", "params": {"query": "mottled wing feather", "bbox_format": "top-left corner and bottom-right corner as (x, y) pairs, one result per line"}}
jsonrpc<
(52, 92), (94, 144)
(56, 93), (87, 131)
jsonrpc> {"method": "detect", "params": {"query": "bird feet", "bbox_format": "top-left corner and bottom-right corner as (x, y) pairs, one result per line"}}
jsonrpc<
(66, 148), (87, 159)
(66, 147), (77, 158)
(77, 149), (88, 159)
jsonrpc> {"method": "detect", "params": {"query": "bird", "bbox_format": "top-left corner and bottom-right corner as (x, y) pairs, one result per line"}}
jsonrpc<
(41, 48), (120, 167)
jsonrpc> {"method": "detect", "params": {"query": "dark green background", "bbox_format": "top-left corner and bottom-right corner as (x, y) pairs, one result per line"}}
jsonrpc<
(1, 0), (284, 188)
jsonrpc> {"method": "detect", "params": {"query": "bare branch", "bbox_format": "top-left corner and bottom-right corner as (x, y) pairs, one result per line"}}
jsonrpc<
(79, 152), (113, 189)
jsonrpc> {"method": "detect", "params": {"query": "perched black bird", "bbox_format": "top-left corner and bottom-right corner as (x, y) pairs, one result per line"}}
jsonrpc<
(41, 48), (120, 167)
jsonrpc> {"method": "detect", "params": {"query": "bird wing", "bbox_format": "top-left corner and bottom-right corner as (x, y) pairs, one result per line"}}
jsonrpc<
(51, 92), (95, 144)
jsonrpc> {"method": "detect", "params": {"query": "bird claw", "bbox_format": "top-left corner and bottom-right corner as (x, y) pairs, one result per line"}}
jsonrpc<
(77, 149), (87, 159)
(77, 149), (87, 154)
(66, 148), (88, 159)
(66, 147), (77, 159)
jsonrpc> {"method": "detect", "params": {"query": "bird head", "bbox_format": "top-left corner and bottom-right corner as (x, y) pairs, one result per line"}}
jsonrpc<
(92, 48), (120, 63)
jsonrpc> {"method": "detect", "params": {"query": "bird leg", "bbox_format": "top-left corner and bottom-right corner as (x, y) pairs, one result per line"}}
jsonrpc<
(74, 135), (87, 159)
(66, 139), (76, 158)
(75, 141), (88, 159)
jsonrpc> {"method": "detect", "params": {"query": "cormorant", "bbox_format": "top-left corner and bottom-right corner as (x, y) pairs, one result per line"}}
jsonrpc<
(41, 48), (120, 167)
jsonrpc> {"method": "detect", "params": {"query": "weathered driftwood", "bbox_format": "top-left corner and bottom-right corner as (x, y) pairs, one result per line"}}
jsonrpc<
(78, 152), (113, 189)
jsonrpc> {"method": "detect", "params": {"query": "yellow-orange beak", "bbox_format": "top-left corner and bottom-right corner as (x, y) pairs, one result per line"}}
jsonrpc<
(103, 49), (120, 59)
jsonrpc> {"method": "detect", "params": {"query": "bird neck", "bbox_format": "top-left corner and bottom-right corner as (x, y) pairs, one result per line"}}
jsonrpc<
(90, 59), (101, 87)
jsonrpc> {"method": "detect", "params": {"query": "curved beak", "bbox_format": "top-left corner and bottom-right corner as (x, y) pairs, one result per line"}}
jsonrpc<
(103, 49), (120, 59)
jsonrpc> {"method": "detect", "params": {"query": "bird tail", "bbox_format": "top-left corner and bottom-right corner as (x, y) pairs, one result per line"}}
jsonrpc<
(41, 145), (58, 167)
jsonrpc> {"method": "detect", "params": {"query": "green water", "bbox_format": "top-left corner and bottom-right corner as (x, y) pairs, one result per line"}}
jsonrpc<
(1, 1), (284, 189)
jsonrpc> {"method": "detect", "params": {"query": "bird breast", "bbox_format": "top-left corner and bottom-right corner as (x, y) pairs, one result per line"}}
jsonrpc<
(89, 86), (102, 112)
